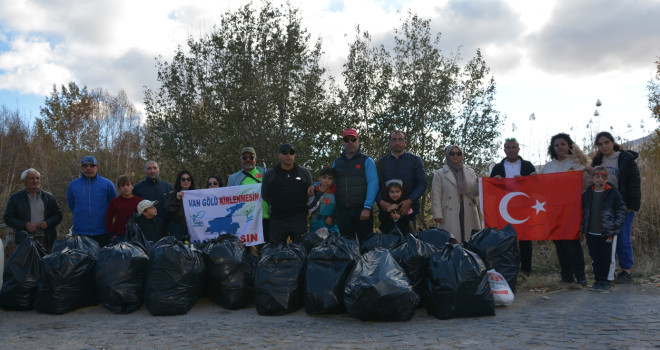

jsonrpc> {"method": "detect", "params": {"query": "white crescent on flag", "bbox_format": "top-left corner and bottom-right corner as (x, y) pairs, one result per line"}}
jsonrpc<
(498, 191), (530, 224)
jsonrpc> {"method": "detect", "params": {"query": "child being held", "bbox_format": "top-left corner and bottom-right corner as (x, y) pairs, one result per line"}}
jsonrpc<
(378, 179), (413, 234)
(308, 167), (340, 235)
(134, 199), (169, 243)
(105, 175), (142, 241)
(581, 166), (627, 292)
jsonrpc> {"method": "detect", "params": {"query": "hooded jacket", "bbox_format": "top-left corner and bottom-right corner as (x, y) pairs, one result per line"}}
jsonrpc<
(581, 183), (627, 236)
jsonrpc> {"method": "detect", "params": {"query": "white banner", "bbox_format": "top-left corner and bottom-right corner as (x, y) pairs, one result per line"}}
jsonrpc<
(182, 184), (263, 246)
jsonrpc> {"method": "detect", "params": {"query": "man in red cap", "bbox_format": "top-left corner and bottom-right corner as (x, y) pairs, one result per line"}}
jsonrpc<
(332, 128), (378, 245)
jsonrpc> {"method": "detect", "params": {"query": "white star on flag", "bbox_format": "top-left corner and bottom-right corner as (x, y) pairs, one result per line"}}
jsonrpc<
(532, 200), (546, 214)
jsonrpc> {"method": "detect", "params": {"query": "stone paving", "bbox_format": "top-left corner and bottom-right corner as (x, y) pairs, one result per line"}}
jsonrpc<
(1, 283), (659, 349)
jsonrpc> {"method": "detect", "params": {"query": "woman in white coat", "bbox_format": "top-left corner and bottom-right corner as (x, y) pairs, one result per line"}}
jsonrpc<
(431, 145), (481, 242)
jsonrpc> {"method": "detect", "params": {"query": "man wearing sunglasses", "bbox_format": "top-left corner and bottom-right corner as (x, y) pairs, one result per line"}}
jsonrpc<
(133, 160), (174, 221)
(375, 130), (427, 232)
(489, 137), (537, 276)
(66, 155), (117, 247)
(332, 128), (379, 244)
(262, 143), (313, 244)
(227, 146), (270, 242)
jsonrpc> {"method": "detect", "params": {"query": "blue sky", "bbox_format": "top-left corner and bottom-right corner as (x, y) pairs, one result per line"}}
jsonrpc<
(1, 0), (659, 164)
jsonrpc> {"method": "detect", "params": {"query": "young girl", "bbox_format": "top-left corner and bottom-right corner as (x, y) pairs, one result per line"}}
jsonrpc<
(378, 179), (413, 234)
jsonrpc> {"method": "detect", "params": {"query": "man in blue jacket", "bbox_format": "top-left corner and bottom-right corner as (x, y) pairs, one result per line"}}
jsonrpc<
(66, 156), (117, 247)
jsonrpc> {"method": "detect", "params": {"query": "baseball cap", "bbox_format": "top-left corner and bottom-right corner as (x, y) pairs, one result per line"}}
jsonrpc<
(137, 200), (158, 215)
(342, 129), (358, 138)
(240, 147), (256, 155)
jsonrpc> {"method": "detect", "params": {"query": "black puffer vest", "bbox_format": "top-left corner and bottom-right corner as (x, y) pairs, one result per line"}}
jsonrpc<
(334, 151), (368, 208)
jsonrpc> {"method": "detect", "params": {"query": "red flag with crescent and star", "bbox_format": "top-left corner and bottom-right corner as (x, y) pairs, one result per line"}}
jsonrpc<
(479, 171), (583, 240)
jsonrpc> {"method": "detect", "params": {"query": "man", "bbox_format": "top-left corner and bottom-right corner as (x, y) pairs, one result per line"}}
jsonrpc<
(227, 146), (271, 242)
(333, 128), (379, 244)
(489, 137), (537, 275)
(376, 130), (427, 231)
(262, 144), (313, 244)
(67, 156), (117, 247)
(133, 160), (173, 220)
(4, 168), (62, 252)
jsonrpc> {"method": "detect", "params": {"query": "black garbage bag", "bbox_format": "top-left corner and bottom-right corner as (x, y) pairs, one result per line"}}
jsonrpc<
(0, 236), (47, 310)
(35, 248), (98, 314)
(254, 243), (306, 316)
(144, 237), (205, 316)
(344, 248), (419, 321)
(124, 213), (152, 252)
(52, 235), (100, 257)
(301, 228), (331, 254)
(415, 227), (455, 249)
(359, 231), (405, 255)
(305, 236), (360, 315)
(202, 234), (252, 310)
(424, 243), (494, 320)
(95, 242), (149, 314)
(389, 234), (436, 300)
(464, 225), (520, 293)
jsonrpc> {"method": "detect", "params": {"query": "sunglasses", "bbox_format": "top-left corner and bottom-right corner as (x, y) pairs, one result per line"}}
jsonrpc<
(81, 164), (97, 168)
(181, 177), (191, 182)
(207, 181), (219, 186)
(280, 150), (295, 155)
(449, 151), (462, 156)
(343, 137), (358, 143)
(242, 155), (255, 161)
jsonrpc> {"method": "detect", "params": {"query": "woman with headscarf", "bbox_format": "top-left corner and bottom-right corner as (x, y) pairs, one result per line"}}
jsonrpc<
(540, 132), (589, 286)
(165, 170), (196, 241)
(431, 145), (481, 242)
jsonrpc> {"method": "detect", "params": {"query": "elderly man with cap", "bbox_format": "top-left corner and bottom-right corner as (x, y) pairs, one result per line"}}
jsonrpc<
(227, 146), (271, 242)
(332, 129), (379, 244)
(262, 143), (313, 244)
(4, 168), (62, 252)
(66, 155), (117, 247)
(133, 160), (173, 221)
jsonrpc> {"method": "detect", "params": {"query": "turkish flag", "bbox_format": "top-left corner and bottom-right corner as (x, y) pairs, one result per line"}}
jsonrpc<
(479, 172), (583, 241)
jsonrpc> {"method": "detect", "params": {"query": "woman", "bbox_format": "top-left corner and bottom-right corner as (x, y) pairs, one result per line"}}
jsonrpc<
(206, 175), (223, 188)
(540, 133), (589, 286)
(431, 145), (481, 242)
(590, 131), (641, 284)
(165, 170), (196, 241)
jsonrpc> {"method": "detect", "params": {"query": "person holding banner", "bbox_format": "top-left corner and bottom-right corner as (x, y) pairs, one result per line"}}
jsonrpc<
(589, 131), (641, 284)
(165, 170), (196, 241)
(540, 133), (589, 286)
(490, 137), (537, 276)
(262, 143), (313, 244)
(228, 147), (270, 243)
(431, 145), (481, 242)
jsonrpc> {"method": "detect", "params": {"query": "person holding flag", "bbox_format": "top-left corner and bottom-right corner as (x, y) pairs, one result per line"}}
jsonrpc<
(540, 133), (590, 287)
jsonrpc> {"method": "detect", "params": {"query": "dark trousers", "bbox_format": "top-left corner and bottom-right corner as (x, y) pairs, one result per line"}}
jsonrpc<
(269, 213), (306, 244)
(586, 234), (615, 282)
(553, 239), (586, 282)
(519, 240), (533, 273)
(336, 205), (374, 244)
(85, 233), (111, 248)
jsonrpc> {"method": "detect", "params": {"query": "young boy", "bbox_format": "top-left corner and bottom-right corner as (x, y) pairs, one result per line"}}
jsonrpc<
(105, 175), (143, 240)
(135, 199), (169, 243)
(308, 167), (340, 234)
(581, 166), (627, 292)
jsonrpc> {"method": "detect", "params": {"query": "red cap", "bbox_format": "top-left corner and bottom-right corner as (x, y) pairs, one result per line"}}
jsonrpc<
(342, 128), (358, 138)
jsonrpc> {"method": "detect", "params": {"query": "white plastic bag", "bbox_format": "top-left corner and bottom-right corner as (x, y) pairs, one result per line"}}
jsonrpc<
(487, 269), (514, 306)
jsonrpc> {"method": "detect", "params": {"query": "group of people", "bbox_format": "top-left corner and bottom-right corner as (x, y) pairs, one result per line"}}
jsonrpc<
(2, 128), (640, 291)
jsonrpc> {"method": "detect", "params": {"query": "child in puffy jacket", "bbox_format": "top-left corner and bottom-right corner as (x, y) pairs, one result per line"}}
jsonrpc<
(581, 166), (627, 292)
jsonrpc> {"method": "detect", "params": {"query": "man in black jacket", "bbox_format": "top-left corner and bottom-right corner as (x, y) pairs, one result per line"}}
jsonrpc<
(262, 143), (313, 244)
(3, 168), (62, 252)
(490, 138), (537, 275)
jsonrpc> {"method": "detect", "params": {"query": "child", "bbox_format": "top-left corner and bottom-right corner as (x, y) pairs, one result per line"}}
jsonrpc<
(105, 175), (143, 240)
(308, 167), (340, 234)
(378, 179), (413, 234)
(581, 166), (627, 292)
(135, 199), (169, 243)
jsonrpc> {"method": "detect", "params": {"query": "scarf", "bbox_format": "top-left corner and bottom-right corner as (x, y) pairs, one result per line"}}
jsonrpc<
(445, 145), (466, 196)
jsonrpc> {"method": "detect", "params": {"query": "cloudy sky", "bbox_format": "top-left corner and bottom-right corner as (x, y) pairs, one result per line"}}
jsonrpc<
(1, 0), (659, 164)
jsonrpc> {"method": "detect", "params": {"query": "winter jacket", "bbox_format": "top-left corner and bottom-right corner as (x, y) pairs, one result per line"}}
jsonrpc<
(132, 177), (173, 220)
(581, 183), (627, 236)
(431, 165), (481, 242)
(333, 149), (378, 209)
(375, 152), (427, 215)
(261, 163), (313, 218)
(4, 189), (62, 245)
(67, 174), (117, 235)
(591, 150), (641, 211)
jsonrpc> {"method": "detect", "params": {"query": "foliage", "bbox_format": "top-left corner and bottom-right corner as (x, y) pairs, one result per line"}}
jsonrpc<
(144, 0), (341, 182)
(648, 58), (660, 122)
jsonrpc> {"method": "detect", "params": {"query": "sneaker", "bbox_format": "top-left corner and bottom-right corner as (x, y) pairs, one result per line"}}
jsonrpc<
(576, 277), (588, 287)
(615, 271), (633, 284)
(595, 282), (613, 293)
